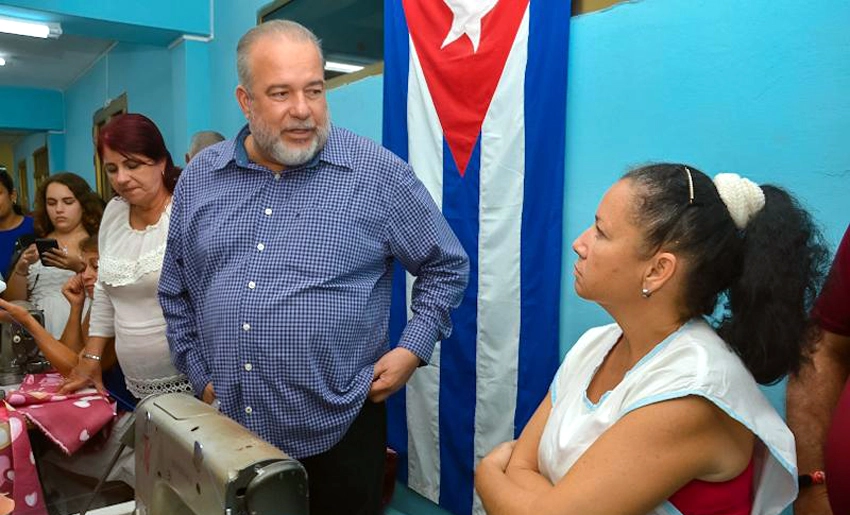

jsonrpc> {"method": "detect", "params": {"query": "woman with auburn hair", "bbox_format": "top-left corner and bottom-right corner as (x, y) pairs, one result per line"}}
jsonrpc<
(4, 172), (104, 337)
(475, 164), (829, 515)
(61, 113), (191, 400)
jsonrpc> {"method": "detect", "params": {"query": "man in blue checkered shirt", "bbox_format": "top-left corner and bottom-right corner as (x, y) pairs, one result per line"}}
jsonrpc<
(158, 20), (468, 515)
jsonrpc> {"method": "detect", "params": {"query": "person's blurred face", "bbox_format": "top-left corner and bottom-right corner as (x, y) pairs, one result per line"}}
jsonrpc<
(102, 146), (167, 208)
(45, 182), (84, 234)
(236, 34), (330, 169)
(80, 249), (99, 298)
(572, 180), (651, 308)
(0, 185), (17, 220)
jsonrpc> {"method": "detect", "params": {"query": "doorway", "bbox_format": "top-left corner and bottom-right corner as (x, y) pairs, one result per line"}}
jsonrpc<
(92, 93), (128, 202)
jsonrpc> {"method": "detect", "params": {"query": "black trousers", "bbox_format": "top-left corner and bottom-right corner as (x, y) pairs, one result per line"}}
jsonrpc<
(300, 400), (387, 515)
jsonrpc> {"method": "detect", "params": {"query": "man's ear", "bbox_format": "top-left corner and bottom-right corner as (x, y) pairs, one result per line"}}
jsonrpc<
(236, 85), (252, 120)
(642, 251), (678, 295)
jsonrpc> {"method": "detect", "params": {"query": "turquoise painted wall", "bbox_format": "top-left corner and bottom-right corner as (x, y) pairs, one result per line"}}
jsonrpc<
(170, 39), (213, 165)
(63, 42), (175, 186)
(47, 131), (65, 176)
(0, 87), (63, 132)
(0, 0), (210, 37)
(171, 40), (189, 165)
(207, 0), (268, 137)
(327, 75), (384, 141)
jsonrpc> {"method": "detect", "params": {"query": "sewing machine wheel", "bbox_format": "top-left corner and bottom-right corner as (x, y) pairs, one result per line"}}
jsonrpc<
(245, 460), (309, 514)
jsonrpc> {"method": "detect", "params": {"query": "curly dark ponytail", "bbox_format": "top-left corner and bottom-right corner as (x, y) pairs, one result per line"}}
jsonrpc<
(716, 185), (830, 383)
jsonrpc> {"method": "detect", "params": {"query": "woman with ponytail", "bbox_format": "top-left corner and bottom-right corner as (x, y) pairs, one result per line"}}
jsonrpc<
(476, 163), (829, 515)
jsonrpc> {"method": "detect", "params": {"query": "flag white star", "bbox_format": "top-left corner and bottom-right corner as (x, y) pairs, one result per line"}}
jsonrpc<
(441, 0), (499, 53)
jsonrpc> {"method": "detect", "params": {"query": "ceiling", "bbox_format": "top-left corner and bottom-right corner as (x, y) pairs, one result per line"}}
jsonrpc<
(0, 5), (120, 146)
(0, 31), (115, 90)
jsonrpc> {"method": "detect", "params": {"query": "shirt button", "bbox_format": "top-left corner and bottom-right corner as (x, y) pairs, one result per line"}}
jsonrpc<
(242, 323), (251, 331)
(247, 281), (256, 290)
(244, 363), (253, 371)
(245, 406), (253, 414)
(257, 243), (265, 251)
(264, 208), (272, 216)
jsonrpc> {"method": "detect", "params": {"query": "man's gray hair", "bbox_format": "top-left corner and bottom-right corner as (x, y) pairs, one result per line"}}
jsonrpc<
(237, 20), (323, 91)
(187, 131), (226, 160)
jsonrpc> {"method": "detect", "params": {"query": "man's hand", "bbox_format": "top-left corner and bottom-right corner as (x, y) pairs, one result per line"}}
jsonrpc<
(368, 347), (421, 402)
(62, 274), (87, 307)
(202, 382), (216, 404)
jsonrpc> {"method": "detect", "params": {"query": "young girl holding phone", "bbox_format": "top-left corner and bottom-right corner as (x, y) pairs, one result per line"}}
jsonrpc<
(3, 173), (104, 338)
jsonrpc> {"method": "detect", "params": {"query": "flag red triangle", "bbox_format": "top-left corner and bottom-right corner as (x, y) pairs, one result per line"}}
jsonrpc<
(404, 0), (529, 176)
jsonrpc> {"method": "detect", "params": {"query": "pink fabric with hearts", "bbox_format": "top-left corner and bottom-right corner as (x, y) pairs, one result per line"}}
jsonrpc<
(6, 373), (117, 455)
(0, 403), (47, 515)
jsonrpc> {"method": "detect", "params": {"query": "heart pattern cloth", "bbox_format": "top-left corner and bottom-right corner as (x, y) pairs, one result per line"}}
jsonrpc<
(0, 403), (47, 515)
(5, 373), (117, 456)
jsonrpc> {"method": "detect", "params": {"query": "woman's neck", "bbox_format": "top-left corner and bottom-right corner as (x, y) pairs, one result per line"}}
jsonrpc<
(0, 212), (23, 231)
(50, 224), (89, 248)
(129, 191), (172, 229)
(608, 306), (687, 367)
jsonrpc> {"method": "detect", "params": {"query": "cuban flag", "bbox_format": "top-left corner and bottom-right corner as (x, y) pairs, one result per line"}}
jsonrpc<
(384, 1), (569, 514)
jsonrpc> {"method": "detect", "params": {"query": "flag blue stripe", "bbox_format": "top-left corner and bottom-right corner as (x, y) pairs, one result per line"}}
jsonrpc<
(515, 0), (569, 434)
(439, 137), (480, 515)
(384, 0), (411, 485)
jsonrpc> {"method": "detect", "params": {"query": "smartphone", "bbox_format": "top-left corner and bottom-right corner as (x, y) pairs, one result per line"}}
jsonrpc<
(35, 238), (60, 266)
(15, 234), (36, 252)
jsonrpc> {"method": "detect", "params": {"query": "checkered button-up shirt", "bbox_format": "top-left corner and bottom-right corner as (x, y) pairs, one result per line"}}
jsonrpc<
(159, 125), (468, 458)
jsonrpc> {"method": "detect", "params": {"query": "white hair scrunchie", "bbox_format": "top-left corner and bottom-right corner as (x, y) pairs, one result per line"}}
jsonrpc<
(712, 173), (765, 230)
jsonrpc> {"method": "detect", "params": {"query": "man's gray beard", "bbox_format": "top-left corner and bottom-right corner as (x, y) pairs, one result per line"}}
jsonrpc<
(249, 115), (330, 167)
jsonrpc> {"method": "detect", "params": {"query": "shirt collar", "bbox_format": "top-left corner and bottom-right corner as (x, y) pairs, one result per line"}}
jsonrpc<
(213, 123), (352, 173)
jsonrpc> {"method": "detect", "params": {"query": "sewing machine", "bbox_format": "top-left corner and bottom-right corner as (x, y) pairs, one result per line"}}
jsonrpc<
(0, 301), (49, 386)
(134, 393), (309, 515)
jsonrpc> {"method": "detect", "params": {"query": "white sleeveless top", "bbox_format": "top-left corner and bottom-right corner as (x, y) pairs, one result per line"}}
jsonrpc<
(538, 319), (797, 515)
(27, 260), (86, 338)
(89, 197), (191, 399)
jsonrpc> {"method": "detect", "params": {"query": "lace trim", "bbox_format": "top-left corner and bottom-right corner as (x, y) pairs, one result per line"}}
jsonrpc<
(125, 374), (193, 399)
(99, 244), (166, 286)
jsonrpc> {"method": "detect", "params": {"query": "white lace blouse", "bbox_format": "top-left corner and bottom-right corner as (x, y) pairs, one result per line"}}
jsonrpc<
(88, 197), (191, 399)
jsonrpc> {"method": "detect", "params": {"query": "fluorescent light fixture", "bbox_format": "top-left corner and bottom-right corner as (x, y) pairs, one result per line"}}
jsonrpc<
(0, 16), (62, 39)
(0, 57), (5, 66)
(324, 61), (365, 74)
